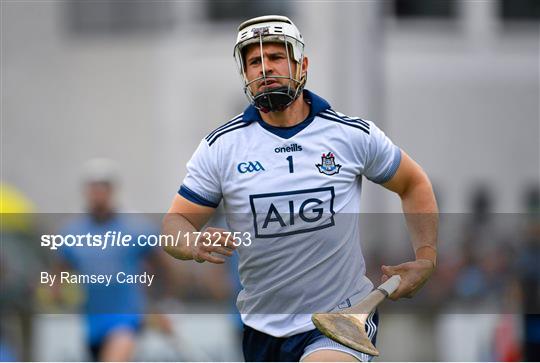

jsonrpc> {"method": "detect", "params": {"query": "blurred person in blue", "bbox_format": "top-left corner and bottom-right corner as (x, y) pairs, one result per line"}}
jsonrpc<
(453, 187), (507, 303)
(57, 159), (171, 361)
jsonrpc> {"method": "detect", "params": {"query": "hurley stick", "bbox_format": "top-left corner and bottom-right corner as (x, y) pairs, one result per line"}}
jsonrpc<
(311, 275), (401, 356)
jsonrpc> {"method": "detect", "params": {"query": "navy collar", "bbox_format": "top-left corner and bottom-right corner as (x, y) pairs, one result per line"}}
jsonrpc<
(242, 90), (331, 139)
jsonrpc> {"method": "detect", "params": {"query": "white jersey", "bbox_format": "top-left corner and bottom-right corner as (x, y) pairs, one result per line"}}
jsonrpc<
(179, 90), (401, 337)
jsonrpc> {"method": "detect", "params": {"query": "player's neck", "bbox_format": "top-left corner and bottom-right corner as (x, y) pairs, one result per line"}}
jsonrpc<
(259, 94), (310, 128)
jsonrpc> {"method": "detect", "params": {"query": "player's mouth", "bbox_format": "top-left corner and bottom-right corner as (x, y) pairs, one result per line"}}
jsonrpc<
(259, 79), (280, 89)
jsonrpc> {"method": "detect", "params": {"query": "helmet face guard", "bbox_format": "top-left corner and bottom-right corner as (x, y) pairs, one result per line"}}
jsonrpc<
(233, 16), (307, 113)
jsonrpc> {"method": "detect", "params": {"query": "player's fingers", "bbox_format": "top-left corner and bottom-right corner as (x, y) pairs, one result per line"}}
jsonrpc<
(221, 235), (238, 249)
(198, 251), (225, 264)
(205, 227), (228, 234)
(381, 265), (398, 276)
(382, 270), (411, 300)
(407, 274), (430, 297)
(384, 260), (433, 300)
(190, 247), (205, 263)
(380, 274), (390, 283)
(388, 279), (407, 300)
(215, 234), (237, 249)
(392, 274), (424, 300)
(205, 228), (237, 249)
(198, 243), (232, 256)
(389, 286), (410, 300)
(193, 253), (205, 263)
(208, 245), (234, 257)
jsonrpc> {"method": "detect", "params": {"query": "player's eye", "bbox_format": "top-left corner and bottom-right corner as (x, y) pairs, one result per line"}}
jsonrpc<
(269, 53), (285, 61)
(249, 58), (261, 66)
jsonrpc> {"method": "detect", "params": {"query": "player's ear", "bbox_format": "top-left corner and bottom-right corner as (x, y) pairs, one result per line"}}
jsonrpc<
(302, 56), (308, 76)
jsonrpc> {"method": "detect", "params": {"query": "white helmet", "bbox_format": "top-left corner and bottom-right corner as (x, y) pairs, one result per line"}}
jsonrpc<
(233, 15), (306, 113)
(81, 158), (118, 184)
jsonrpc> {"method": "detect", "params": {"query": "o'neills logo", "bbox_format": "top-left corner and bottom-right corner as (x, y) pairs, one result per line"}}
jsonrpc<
(274, 143), (303, 153)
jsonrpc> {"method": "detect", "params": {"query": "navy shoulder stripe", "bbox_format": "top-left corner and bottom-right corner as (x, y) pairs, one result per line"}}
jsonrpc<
(325, 109), (370, 128)
(318, 112), (370, 134)
(320, 110), (370, 130)
(207, 122), (251, 146)
(205, 113), (244, 141)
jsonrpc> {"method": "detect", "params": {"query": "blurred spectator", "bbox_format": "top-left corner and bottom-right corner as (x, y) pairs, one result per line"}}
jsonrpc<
(459, 187), (517, 305)
(0, 182), (40, 361)
(53, 159), (172, 361)
(453, 186), (504, 304)
(435, 185), (513, 361)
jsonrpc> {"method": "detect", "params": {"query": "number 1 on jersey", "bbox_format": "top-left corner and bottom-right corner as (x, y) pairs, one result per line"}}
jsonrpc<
(286, 155), (294, 173)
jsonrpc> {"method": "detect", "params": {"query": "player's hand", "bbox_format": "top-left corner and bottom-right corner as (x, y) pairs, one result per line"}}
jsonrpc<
(190, 227), (236, 264)
(380, 259), (435, 300)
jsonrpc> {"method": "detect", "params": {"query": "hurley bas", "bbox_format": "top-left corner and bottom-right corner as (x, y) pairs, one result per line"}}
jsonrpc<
(41, 271), (155, 287)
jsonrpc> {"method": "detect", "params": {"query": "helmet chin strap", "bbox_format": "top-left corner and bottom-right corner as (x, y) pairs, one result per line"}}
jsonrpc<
(252, 85), (304, 113)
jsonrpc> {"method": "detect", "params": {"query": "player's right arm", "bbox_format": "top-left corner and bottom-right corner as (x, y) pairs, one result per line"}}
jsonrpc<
(162, 194), (235, 264)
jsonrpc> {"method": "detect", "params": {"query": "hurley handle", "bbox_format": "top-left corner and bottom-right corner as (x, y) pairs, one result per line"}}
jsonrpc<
(376, 275), (401, 297)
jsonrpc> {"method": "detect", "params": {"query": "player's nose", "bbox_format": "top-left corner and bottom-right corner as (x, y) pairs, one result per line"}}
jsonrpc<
(261, 58), (274, 75)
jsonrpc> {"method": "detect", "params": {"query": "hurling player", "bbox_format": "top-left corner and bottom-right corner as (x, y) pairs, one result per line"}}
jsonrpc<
(163, 15), (438, 361)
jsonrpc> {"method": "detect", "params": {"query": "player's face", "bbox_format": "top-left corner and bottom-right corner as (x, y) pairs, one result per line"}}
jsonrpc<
(244, 42), (298, 95)
(85, 181), (114, 215)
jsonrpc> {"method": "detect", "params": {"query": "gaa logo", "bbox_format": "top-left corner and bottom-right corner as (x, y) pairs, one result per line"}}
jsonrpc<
(237, 161), (265, 174)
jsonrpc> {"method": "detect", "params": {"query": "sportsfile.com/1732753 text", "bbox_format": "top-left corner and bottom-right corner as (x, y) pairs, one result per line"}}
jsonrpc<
(40, 230), (252, 250)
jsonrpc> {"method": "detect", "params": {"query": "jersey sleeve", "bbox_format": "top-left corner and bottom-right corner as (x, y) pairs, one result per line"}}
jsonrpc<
(363, 122), (402, 184)
(178, 139), (222, 208)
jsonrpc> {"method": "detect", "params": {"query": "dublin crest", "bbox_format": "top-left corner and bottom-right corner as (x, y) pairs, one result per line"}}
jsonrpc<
(316, 152), (342, 175)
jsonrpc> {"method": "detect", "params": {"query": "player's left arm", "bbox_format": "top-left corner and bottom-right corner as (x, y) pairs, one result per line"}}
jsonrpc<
(381, 149), (438, 300)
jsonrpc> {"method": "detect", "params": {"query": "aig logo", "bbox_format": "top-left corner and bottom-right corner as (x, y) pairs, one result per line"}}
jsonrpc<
(238, 161), (265, 173)
(249, 187), (335, 238)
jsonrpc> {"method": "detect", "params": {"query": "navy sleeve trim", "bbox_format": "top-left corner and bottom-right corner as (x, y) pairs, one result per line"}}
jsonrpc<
(369, 147), (402, 184)
(178, 185), (219, 208)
